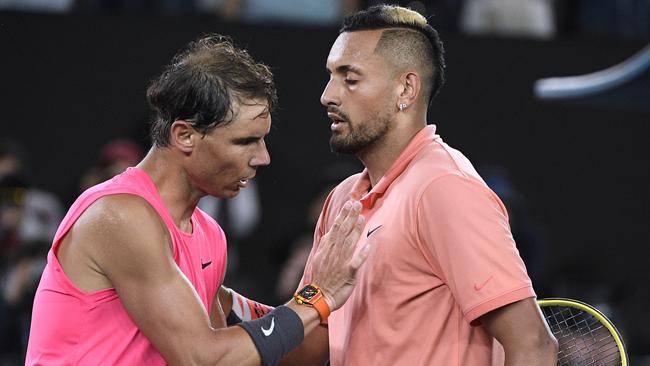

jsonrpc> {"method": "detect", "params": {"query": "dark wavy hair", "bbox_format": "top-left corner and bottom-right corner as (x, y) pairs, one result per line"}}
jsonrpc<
(340, 5), (446, 105)
(146, 34), (278, 147)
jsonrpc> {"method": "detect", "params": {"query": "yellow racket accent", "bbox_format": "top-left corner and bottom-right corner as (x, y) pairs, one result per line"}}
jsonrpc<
(538, 298), (627, 366)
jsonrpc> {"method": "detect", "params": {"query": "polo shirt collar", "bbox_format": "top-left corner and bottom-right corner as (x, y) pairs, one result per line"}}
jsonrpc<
(350, 125), (440, 208)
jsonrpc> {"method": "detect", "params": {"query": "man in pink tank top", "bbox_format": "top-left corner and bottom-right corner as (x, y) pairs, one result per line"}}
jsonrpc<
(298, 5), (559, 366)
(27, 35), (371, 366)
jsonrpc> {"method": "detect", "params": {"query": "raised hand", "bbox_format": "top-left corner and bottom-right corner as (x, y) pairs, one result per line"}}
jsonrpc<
(309, 201), (370, 311)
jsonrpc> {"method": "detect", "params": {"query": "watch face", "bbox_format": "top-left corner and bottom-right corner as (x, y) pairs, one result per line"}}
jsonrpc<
(298, 285), (319, 300)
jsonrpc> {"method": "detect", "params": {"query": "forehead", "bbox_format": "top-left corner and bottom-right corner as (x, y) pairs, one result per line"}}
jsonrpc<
(327, 30), (384, 70)
(223, 99), (271, 133)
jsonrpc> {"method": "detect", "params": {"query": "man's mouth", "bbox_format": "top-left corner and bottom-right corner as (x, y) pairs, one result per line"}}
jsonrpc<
(328, 112), (348, 131)
(238, 176), (254, 187)
(328, 112), (347, 124)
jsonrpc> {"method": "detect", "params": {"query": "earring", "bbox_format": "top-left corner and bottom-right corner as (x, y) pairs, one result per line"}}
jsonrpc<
(399, 103), (407, 111)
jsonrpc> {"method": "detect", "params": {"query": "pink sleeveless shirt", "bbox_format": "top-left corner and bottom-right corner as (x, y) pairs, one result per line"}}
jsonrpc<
(26, 167), (228, 365)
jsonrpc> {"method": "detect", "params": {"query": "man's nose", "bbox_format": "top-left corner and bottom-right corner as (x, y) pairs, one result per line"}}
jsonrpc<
(320, 79), (340, 107)
(251, 140), (270, 167)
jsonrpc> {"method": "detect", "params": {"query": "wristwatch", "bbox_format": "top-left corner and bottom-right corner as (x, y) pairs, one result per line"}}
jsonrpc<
(294, 284), (331, 323)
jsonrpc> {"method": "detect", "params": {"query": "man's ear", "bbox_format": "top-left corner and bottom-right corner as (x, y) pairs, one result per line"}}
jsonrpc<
(396, 71), (421, 110)
(170, 120), (196, 153)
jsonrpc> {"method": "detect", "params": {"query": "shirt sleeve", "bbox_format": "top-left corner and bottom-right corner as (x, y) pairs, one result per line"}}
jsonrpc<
(416, 173), (535, 324)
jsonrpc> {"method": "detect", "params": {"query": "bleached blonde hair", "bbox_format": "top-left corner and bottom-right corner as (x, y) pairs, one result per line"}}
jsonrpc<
(379, 5), (428, 27)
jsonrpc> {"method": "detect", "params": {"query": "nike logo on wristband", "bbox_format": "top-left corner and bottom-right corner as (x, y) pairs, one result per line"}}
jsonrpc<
(261, 317), (275, 336)
(367, 225), (383, 237)
(201, 261), (212, 269)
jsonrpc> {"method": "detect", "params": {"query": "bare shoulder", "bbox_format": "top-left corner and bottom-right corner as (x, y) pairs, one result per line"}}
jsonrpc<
(79, 194), (163, 229)
(58, 194), (171, 292)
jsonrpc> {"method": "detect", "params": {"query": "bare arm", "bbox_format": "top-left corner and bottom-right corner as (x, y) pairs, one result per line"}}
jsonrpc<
(62, 195), (366, 365)
(278, 325), (329, 366)
(481, 298), (558, 366)
(75, 195), (268, 365)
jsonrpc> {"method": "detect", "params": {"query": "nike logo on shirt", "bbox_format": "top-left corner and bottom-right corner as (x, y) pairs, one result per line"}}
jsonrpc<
(367, 225), (383, 237)
(262, 317), (275, 336)
(474, 275), (493, 291)
(201, 261), (212, 269)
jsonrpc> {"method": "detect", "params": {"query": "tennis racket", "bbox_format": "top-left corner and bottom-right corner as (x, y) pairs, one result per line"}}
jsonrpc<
(538, 298), (628, 366)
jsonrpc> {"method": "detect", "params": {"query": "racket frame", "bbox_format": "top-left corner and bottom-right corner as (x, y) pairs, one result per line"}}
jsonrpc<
(538, 297), (628, 366)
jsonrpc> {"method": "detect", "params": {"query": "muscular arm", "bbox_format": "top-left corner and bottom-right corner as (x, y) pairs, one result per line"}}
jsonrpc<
(62, 195), (322, 366)
(278, 325), (329, 366)
(481, 298), (558, 366)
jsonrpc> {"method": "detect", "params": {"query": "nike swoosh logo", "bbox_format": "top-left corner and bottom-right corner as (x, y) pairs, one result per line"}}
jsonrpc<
(261, 317), (275, 336)
(201, 261), (212, 269)
(367, 225), (383, 237)
(474, 275), (494, 291)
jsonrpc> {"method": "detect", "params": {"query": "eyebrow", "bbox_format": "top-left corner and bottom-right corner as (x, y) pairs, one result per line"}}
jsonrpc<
(253, 108), (270, 120)
(327, 64), (363, 75)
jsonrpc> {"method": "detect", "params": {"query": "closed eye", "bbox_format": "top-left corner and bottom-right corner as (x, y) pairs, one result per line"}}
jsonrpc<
(234, 137), (261, 145)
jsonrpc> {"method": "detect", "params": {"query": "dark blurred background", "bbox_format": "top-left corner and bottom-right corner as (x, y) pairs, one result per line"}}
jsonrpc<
(1, 0), (649, 364)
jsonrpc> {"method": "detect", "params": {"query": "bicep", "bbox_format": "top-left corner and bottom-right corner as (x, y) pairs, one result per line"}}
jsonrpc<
(211, 286), (230, 328)
(481, 297), (557, 364)
(481, 297), (544, 342)
(90, 196), (259, 365)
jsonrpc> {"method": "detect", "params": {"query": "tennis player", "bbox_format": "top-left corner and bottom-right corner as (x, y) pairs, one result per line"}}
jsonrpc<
(300, 5), (559, 365)
(25, 35), (369, 366)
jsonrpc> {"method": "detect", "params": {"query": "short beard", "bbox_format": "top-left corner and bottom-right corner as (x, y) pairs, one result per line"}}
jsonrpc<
(330, 109), (392, 155)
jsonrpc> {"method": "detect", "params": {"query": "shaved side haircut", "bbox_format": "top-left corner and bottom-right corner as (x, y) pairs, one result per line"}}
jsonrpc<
(340, 5), (446, 106)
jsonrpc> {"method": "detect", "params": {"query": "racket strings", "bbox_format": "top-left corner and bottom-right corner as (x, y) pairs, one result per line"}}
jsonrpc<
(542, 305), (621, 366)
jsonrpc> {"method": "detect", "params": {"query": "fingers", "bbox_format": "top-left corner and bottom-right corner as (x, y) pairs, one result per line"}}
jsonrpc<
(313, 199), (365, 270)
(342, 215), (364, 253)
(336, 201), (359, 237)
(332, 201), (353, 229)
(350, 241), (370, 271)
(338, 201), (362, 239)
(308, 201), (369, 311)
(320, 200), (362, 248)
(321, 201), (353, 250)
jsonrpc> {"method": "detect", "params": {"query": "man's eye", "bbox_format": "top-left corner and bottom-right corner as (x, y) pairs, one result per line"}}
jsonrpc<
(345, 79), (358, 85)
(236, 138), (257, 145)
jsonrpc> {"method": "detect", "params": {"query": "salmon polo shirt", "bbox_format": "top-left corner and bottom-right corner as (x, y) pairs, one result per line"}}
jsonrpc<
(303, 125), (535, 365)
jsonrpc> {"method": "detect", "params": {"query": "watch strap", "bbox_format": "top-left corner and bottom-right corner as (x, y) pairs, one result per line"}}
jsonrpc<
(311, 295), (331, 323)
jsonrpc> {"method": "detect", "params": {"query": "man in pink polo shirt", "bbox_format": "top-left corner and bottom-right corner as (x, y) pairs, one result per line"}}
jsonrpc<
(299, 5), (558, 365)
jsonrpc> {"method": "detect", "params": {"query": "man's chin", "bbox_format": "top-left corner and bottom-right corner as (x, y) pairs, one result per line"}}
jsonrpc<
(330, 139), (361, 155)
(211, 187), (241, 200)
(224, 188), (241, 198)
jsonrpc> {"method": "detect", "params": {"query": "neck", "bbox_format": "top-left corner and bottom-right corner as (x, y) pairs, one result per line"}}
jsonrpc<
(137, 147), (201, 232)
(358, 116), (426, 187)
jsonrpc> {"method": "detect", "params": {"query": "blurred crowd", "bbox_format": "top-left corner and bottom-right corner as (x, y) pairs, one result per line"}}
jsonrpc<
(0, 141), (62, 364)
(0, 0), (649, 39)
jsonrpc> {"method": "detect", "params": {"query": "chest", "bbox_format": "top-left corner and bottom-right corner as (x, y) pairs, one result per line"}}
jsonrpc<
(171, 227), (226, 310)
(353, 194), (442, 294)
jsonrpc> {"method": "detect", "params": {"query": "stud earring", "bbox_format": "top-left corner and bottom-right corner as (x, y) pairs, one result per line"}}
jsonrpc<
(399, 103), (407, 111)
